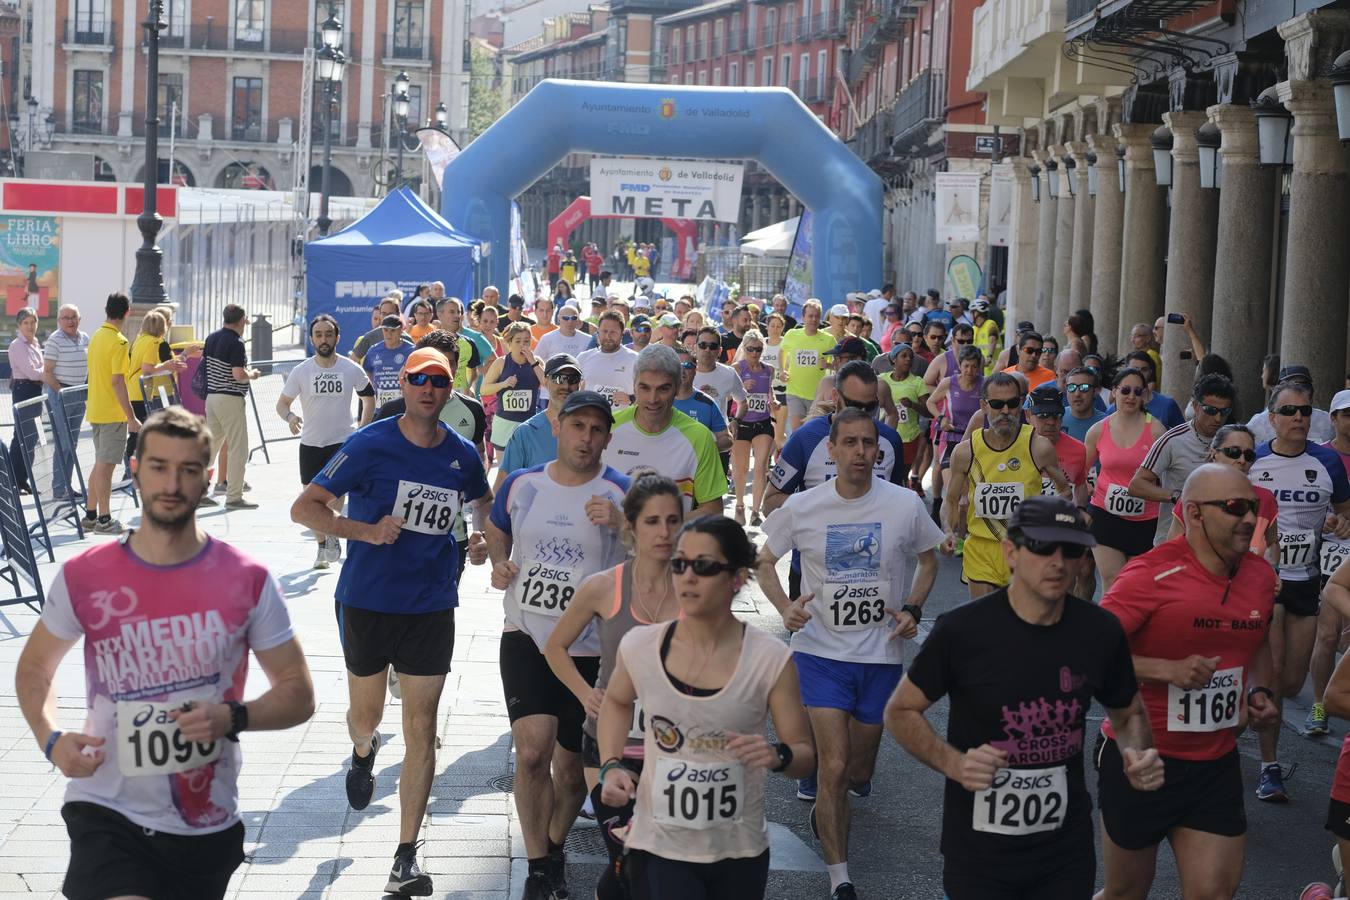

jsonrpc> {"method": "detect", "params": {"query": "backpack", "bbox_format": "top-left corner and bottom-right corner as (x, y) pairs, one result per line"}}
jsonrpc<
(189, 358), (207, 400)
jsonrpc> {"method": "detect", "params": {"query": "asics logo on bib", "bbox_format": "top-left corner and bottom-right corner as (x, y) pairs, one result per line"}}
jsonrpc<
(1198, 670), (1240, 690)
(991, 769), (1058, 791)
(664, 761), (734, 783)
(526, 562), (572, 580)
(832, 583), (882, 600)
(131, 704), (160, 728)
(405, 484), (455, 504)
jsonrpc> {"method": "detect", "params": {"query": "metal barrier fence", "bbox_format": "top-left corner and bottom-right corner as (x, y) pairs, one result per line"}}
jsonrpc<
(0, 439), (43, 611)
(13, 394), (82, 560)
(245, 358), (306, 463)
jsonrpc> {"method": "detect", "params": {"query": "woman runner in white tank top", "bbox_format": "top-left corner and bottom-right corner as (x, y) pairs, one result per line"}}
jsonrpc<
(597, 515), (815, 900)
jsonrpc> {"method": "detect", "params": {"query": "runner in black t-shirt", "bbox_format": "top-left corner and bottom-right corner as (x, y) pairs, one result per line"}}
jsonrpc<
(884, 496), (1163, 899)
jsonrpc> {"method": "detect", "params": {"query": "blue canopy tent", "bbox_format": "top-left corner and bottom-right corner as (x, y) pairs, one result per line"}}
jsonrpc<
(305, 187), (481, 354)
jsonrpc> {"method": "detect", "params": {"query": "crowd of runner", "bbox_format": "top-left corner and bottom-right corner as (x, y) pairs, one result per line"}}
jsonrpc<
(15, 281), (1350, 900)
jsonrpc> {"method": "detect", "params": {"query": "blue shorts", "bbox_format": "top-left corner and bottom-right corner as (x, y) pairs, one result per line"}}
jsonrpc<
(792, 652), (903, 725)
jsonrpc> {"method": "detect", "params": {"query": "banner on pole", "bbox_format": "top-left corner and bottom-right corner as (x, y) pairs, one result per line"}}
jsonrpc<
(987, 168), (1013, 247)
(781, 209), (813, 320)
(416, 128), (461, 189)
(589, 157), (743, 223)
(935, 172), (982, 244)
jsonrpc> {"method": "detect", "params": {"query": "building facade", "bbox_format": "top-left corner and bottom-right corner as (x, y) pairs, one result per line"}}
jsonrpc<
(24, 0), (472, 195)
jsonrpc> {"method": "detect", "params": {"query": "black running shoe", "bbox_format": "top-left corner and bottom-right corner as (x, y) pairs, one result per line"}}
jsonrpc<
(521, 871), (553, 900)
(547, 848), (570, 899)
(385, 841), (433, 896)
(345, 733), (379, 810)
(831, 883), (858, 900)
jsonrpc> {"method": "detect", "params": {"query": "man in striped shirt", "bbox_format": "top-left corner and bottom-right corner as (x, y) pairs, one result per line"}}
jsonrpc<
(203, 305), (260, 509)
(41, 304), (89, 502)
(1128, 374), (1238, 508)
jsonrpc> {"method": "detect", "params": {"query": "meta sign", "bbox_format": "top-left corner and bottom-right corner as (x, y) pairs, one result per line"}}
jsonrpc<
(589, 157), (744, 223)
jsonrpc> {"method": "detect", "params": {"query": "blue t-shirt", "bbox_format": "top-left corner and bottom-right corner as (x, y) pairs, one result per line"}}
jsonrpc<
(923, 309), (955, 336)
(499, 410), (559, 476)
(674, 391), (727, 433)
(1106, 392), (1185, 430)
(1061, 406), (1107, 443)
(362, 340), (413, 406)
(314, 417), (488, 614)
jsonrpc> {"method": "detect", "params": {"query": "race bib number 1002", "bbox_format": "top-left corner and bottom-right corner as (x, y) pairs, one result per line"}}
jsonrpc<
(117, 700), (222, 777)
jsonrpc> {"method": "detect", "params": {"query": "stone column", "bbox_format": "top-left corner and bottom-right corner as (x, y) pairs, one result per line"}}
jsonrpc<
(1114, 123), (1168, 352)
(1033, 151), (1057, 333)
(1087, 132), (1125, 353)
(1067, 141), (1095, 321)
(1160, 110), (1220, 402)
(1050, 147), (1076, 335)
(1005, 159), (1039, 329)
(1208, 104), (1277, 416)
(1276, 79), (1350, 396)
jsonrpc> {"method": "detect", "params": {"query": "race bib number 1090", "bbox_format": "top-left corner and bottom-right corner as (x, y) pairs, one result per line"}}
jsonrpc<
(117, 700), (222, 777)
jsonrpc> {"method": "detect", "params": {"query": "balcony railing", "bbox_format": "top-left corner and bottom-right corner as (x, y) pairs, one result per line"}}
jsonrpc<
(65, 20), (115, 46)
(892, 67), (944, 147)
(149, 24), (315, 54)
(390, 40), (428, 60)
(796, 16), (812, 40)
(797, 82), (826, 103)
(759, 25), (777, 46)
(854, 105), (895, 162)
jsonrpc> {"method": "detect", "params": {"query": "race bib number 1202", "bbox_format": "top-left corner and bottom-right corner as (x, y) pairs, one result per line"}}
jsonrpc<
(973, 765), (1067, 836)
(117, 700), (222, 777)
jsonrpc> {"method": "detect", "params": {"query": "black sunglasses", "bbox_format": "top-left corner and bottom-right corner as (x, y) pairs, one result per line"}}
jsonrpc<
(1275, 404), (1313, 418)
(1216, 446), (1256, 463)
(697, 341), (721, 350)
(549, 373), (581, 385)
(744, 346), (763, 353)
(1014, 536), (1089, 559)
(841, 397), (880, 414)
(1022, 346), (1042, 354)
(1065, 383), (1095, 394)
(406, 372), (450, 388)
(1196, 497), (1260, 517)
(986, 398), (1020, 410)
(670, 557), (739, 576)
(679, 361), (696, 370)
(1117, 385), (1145, 397)
(953, 338), (972, 345)
(1198, 402), (1233, 418)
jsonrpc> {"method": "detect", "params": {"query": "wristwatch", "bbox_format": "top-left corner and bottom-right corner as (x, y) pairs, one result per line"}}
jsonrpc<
(771, 741), (793, 773)
(225, 701), (249, 742)
(901, 604), (923, 625)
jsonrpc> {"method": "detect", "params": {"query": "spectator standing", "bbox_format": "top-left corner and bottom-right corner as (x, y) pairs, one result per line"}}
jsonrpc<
(203, 304), (261, 510)
(84, 292), (139, 533)
(124, 310), (187, 464)
(8, 307), (44, 492)
(41, 304), (89, 502)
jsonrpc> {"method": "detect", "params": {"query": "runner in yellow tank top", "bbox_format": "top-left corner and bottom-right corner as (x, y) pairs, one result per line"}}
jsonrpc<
(942, 372), (1071, 598)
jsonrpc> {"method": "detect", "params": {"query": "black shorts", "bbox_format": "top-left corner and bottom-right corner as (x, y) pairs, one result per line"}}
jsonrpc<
(1327, 797), (1350, 840)
(939, 438), (958, 468)
(943, 851), (1093, 900)
(336, 602), (455, 677)
(61, 801), (244, 900)
(1089, 506), (1158, 558)
(627, 849), (769, 900)
(1277, 577), (1321, 617)
(1094, 733), (1246, 850)
(734, 418), (774, 442)
(580, 732), (645, 774)
(500, 629), (598, 753)
(299, 442), (343, 485)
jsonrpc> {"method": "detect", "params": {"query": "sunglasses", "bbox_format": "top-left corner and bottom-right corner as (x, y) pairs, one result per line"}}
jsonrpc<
(670, 557), (739, 577)
(907, 330), (923, 338)
(406, 372), (450, 388)
(1116, 385), (1145, 397)
(560, 315), (579, 322)
(549, 373), (581, 385)
(1032, 411), (1063, 420)
(1216, 446), (1257, 463)
(954, 338), (972, 345)
(1065, 383), (1095, 394)
(1198, 403), (1233, 418)
(634, 326), (651, 333)
(697, 342), (721, 350)
(986, 398), (1020, 410)
(1196, 497), (1260, 517)
(1014, 536), (1089, 559)
(744, 346), (763, 353)
(680, 361), (696, 370)
(841, 397), (880, 414)
(1022, 346), (1042, 354)
(1275, 404), (1313, 418)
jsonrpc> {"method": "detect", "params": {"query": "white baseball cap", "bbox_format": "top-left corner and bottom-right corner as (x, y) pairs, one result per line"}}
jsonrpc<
(1331, 389), (1350, 415)
(867, 288), (883, 298)
(828, 303), (850, 318)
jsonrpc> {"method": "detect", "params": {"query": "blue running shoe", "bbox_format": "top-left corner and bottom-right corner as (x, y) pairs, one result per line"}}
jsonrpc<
(848, 780), (872, 799)
(1256, 764), (1288, 803)
(796, 774), (817, 801)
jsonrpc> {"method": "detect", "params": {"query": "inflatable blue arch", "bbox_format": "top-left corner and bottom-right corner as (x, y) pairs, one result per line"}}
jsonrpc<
(441, 80), (882, 303)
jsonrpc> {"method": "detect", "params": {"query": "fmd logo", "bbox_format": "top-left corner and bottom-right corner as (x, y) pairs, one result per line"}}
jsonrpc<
(335, 280), (397, 298)
(659, 98), (676, 119)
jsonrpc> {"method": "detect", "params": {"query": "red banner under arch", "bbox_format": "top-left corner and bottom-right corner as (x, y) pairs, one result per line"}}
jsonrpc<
(547, 195), (698, 281)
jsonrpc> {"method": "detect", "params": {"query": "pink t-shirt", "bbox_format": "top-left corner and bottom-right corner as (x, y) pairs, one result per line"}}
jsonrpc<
(41, 536), (293, 835)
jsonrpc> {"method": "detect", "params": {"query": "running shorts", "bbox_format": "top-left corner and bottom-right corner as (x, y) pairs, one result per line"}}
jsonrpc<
(61, 801), (244, 900)
(1327, 798), (1350, 841)
(581, 733), (644, 774)
(962, 534), (1010, 588)
(943, 851), (1093, 900)
(299, 442), (343, 485)
(1089, 506), (1158, 558)
(499, 629), (598, 753)
(1094, 733), (1246, 850)
(793, 652), (903, 725)
(626, 849), (769, 900)
(1276, 577), (1321, 617)
(734, 418), (775, 442)
(336, 603), (455, 677)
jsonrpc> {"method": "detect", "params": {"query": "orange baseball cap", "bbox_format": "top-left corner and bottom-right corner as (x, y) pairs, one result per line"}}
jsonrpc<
(402, 347), (452, 378)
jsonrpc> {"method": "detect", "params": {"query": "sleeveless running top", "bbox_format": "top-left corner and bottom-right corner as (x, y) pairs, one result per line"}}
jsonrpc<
(1091, 414), (1159, 521)
(620, 621), (791, 863)
(583, 563), (657, 757)
(497, 353), (540, 423)
(945, 375), (984, 436)
(735, 360), (773, 423)
(965, 424), (1043, 542)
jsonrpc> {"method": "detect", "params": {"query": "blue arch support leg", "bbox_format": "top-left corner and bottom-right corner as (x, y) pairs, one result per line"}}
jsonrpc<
(442, 81), (882, 303)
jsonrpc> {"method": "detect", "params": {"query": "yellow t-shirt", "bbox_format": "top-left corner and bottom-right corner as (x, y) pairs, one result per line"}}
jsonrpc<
(965, 425), (1042, 542)
(633, 255), (651, 278)
(126, 333), (170, 403)
(974, 320), (1001, 375)
(779, 328), (837, 400)
(87, 322), (130, 424)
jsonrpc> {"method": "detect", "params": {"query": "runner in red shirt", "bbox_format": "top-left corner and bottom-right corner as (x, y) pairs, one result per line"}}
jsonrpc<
(1097, 462), (1279, 900)
(1317, 559), (1350, 897)
(547, 245), (562, 290)
(584, 245), (603, 294)
(1027, 385), (1092, 599)
(1163, 424), (1278, 562)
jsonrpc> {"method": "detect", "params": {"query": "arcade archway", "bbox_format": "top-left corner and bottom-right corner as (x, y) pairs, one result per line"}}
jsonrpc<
(442, 81), (881, 303)
(548, 196), (698, 281)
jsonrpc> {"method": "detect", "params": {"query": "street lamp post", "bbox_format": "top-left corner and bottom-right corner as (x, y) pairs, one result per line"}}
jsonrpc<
(315, 13), (346, 237)
(392, 70), (410, 190)
(129, 0), (168, 307)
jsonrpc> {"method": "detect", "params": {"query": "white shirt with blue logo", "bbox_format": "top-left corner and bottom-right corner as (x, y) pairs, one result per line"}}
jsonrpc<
(1251, 441), (1350, 582)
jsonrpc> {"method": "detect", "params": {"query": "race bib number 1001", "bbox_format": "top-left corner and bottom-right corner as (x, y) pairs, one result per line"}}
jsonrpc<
(501, 389), (533, 413)
(973, 765), (1068, 836)
(117, 700), (222, 777)
(394, 480), (459, 536)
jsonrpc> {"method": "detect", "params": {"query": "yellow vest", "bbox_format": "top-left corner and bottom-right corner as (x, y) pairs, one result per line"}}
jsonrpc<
(966, 424), (1042, 542)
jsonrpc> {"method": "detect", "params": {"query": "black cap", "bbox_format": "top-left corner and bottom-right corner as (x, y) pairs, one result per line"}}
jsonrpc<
(1279, 364), (1313, 384)
(558, 390), (614, 424)
(1008, 496), (1096, 546)
(508, 294), (525, 307)
(825, 337), (867, 357)
(380, 315), (403, 329)
(1027, 384), (1066, 416)
(1017, 320), (1036, 333)
(630, 314), (652, 330)
(544, 353), (581, 378)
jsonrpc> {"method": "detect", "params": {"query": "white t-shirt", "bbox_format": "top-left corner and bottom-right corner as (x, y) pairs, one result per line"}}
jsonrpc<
(578, 345), (640, 408)
(863, 297), (891, 335)
(762, 479), (943, 664)
(692, 363), (747, 417)
(281, 356), (370, 447)
(535, 328), (593, 362)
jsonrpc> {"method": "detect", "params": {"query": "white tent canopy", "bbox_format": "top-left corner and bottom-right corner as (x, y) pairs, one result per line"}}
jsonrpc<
(739, 215), (799, 257)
